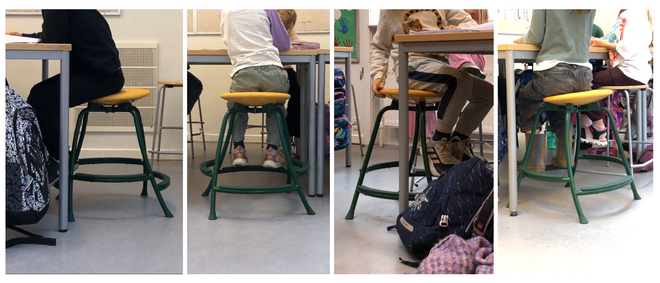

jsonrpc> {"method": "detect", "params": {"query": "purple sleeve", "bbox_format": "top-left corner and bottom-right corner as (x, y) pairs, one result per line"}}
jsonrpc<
(264, 9), (291, 52)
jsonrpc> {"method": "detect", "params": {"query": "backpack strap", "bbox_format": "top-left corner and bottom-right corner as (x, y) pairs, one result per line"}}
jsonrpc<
(398, 257), (421, 268)
(6, 225), (56, 248)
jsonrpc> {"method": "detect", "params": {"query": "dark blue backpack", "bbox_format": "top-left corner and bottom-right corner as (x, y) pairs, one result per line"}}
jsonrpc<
(389, 157), (493, 259)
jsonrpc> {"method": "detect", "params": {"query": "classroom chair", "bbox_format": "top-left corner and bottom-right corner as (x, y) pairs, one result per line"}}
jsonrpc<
(600, 85), (653, 173)
(150, 81), (183, 165)
(188, 97), (207, 159)
(68, 88), (173, 222)
(345, 89), (440, 220)
(517, 89), (640, 224)
(199, 92), (315, 220)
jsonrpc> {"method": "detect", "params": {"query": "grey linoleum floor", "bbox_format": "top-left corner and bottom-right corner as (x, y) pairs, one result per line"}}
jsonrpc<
(6, 152), (183, 274)
(186, 142), (330, 274)
(334, 144), (494, 274)
(497, 136), (655, 274)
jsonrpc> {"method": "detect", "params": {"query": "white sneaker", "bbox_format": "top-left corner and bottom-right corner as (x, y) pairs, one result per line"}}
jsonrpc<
(232, 145), (249, 166)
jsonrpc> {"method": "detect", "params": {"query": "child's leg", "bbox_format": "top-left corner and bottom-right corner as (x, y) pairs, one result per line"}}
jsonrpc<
(257, 66), (290, 149)
(407, 57), (493, 139)
(27, 70), (124, 160)
(228, 71), (256, 148)
(449, 54), (486, 79)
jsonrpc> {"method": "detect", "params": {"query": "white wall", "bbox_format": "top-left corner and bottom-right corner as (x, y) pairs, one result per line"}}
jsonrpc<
(5, 9), (184, 159)
(187, 14), (331, 143)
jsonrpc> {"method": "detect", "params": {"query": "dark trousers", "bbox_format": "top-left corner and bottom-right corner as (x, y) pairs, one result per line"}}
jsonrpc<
(187, 71), (203, 115)
(27, 69), (124, 160)
(285, 67), (301, 138)
(584, 66), (646, 120)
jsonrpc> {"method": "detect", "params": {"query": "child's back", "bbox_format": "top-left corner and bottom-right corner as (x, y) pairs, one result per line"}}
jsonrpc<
(221, 9), (291, 77)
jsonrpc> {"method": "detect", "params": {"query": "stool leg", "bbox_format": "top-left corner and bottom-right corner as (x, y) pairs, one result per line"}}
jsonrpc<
(68, 108), (90, 222)
(208, 110), (235, 219)
(150, 85), (164, 166)
(188, 113), (195, 159)
(156, 88), (167, 162)
(408, 106), (422, 171)
(604, 107), (640, 200)
(129, 106), (173, 218)
(563, 105), (587, 224)
(198, 100), (207, 151)
(513, 107), (546, 209)
(345, 105), (393, 220)
(624, 90), (635, 168)
(418, 105), (432, 183)
(275, 106), (315, 215)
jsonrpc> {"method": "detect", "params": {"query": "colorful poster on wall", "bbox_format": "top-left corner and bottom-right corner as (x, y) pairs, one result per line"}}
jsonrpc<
(334, 9), (357, 60)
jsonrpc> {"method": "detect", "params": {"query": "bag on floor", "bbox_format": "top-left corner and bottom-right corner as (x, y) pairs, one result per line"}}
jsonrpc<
(633, 145), (653, 173)
(468, 189), (494, 244)
(334, 68), (347, 118)
(5, 85), (56, 247)
(416, 234), (494, 274)
(334, 115), (351, 151)
(389, 156), (493, 259)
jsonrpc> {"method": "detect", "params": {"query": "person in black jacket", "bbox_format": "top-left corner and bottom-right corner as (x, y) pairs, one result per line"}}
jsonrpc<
(11, 9), (125, 185)
(187, 64), (203, 115)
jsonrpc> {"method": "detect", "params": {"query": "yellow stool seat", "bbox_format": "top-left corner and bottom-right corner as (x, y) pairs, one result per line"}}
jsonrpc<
(91, 88), (150, 105)
(220, 92), (290, 106)
(599, 85), (647, 90)
(158, 80), (183, 86)
(379, 88), (443, 104)
(543, 89), (613, 106)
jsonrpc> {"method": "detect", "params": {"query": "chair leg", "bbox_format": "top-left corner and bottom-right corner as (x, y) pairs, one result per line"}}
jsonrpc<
(274, 106), (315, 215)
(418, 106), (432, 183)
(188, 113), (195, 159)
(129, 106), (173, 218)
(604, 106), (640, 200)
(198, 99), (207, 151)
(563, 105), (587, 224)
(345, 105), (394, 220)
(150, 85), (164, 166)
(207, 110), (235, 219)
(68, 108), (90, 223)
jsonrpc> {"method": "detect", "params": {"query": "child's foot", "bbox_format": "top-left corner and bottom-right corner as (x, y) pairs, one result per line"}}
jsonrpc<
(263, 147), (281, 169)
(459, 62), (486, 79)
(581, 126), (608, 147)
(232, 145), (249, 166)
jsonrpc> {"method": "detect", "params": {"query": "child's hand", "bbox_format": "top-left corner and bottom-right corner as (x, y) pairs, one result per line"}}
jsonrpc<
(444, 25), (459, 30)
(6, 31), (21, 36)
(513, 38), (522, 44)
(590, 38), (605, 47)
(372, 78), (386, 98)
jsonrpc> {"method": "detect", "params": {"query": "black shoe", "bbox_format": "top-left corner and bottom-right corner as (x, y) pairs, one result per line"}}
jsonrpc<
(46, 159), (60, 189)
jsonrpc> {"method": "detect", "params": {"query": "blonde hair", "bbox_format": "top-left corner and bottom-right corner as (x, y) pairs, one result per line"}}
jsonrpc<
(277, 9), (297, 31)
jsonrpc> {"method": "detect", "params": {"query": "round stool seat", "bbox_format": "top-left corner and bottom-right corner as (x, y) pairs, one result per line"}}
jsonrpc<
(91, 88), (150, 105)
(220, 92), (290, 106)
(158, 80), (183, 87)
(543, 89), (612, 106)
(599, 85), (647, 90)
(379, 88), (443, 104)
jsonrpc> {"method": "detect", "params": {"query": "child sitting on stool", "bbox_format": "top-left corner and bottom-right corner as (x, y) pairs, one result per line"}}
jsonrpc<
(220, 9), (291, 168)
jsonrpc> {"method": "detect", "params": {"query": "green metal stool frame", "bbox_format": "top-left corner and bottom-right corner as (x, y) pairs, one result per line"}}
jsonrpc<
(200, 103), (315, 220)
(69, 102), (174, 222)
(517, 100), (640, 224)
(345, 100), (433, 220)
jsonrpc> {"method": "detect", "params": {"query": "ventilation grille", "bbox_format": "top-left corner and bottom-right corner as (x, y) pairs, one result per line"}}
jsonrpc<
(74, 44), (158, 128)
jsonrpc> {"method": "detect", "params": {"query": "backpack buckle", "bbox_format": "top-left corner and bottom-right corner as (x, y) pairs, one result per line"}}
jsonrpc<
(439, 215), (449, 227)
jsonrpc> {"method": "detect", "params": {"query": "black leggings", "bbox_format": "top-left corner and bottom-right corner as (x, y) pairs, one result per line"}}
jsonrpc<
(27, 69), (124, 160)
(284, 68), (302, 138)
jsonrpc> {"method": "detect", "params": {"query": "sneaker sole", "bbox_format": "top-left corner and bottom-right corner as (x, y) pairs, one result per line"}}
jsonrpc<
(263, 160), (280, 169)
(233, 159), (249, 167)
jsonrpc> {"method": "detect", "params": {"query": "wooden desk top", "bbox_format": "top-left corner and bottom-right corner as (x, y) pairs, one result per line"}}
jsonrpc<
(318, 49), (331, 54)
(394, 31), (493, 43)
(187, 49), (318, 56)
(333, 47), (353, 53)
(6, 43), (72, 51)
